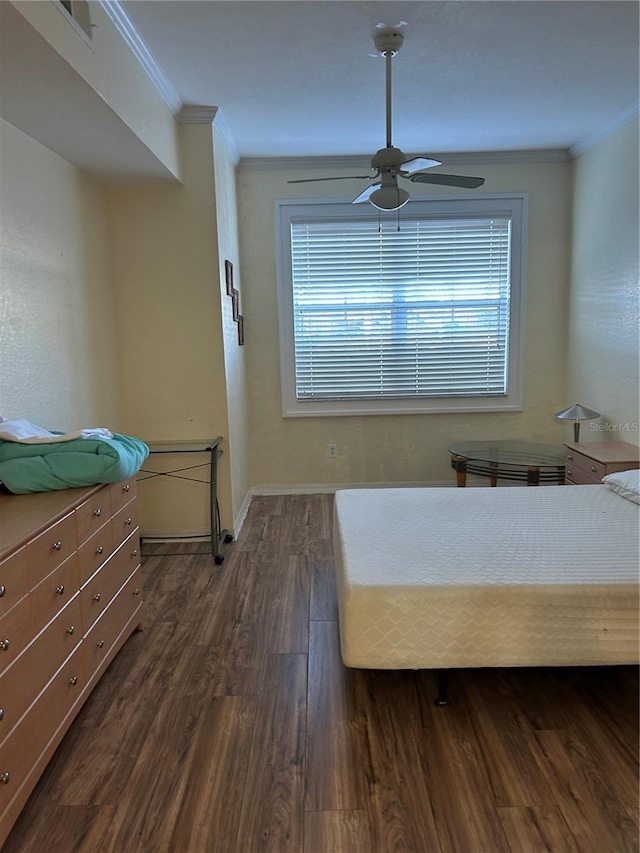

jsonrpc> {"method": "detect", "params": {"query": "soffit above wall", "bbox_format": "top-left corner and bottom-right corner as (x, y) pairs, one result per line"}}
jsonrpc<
(0, 1), (179, 182)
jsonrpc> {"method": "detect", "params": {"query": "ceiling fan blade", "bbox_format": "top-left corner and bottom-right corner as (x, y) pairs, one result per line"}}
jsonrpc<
(287, 175), (374, 184)
(409, 173), (485, 189)
(400, 156), (441, 174)
(352, 184), (381, 204)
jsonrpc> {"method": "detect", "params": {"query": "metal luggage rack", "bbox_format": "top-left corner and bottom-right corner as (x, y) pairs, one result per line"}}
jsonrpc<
(137, 436), (233, 564)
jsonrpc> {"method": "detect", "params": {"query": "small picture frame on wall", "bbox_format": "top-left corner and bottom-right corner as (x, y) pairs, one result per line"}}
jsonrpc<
(237, 315), (245, 346)
(225, 259), (234, 295)
(231, 288), (240, 321)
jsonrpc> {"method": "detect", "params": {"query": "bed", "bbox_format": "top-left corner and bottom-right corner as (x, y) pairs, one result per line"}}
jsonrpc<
(333, 478), (639, 677)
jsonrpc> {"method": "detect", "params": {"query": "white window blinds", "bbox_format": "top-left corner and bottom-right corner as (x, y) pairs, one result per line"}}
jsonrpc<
(290, 216), (512, 401)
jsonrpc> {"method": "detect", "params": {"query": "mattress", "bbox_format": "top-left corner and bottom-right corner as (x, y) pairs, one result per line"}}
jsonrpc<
(333, 484), (639, 669)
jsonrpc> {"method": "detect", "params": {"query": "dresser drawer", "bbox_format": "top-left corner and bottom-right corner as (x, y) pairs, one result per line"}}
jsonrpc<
(0, 595), (83, 744)
(77, 523), (114, 586)
(112, 501), (138, 550)
(29, 553), (79, 634)
(80, 532), (140, 633)
(565, 450), (607, 480)
(564, 466), (601, 485)
(75, 491), (112, 545)
(0, 596), (31, 676)
(0, 645), (84, 818)
(27, 512), (77, 588)
(0, 548), (28, 617)
(110, 478), (137, 514)
(83, 568), (142, 677)
(1, 596), (83, 727)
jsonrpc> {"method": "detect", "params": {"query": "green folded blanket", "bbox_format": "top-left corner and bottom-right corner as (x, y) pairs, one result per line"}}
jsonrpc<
(0, 433), (149, 494)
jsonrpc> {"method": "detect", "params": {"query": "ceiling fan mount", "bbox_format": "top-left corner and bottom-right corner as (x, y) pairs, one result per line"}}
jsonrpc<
(288, 27), (485, 210)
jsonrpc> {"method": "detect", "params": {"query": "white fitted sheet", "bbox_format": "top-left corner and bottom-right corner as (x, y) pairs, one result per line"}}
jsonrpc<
(333, 485), (639, 669)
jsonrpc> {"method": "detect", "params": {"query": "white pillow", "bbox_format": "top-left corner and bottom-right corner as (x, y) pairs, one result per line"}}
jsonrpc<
(602, 468), (640, 504)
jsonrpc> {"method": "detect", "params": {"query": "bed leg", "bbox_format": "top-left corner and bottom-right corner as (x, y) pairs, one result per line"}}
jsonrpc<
(434, 670), (449, 706)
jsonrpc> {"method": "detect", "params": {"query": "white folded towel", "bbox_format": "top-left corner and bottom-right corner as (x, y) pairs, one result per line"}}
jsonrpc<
(0, 418), (113, 444)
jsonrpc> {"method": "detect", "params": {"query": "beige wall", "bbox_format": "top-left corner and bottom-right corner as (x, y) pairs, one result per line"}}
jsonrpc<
(0, 118), (121, 430)
(103, 123), (235, 535)
(213, 129), (251, 524)
(568, 118), (639, 445)
(238, 161), (573, 487)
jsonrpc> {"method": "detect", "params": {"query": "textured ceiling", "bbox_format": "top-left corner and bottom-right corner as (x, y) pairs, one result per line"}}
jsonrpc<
(122, 0), (639, 158)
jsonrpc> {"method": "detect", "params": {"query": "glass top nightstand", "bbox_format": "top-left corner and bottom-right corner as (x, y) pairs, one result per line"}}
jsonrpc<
(449, 439), (566, 487)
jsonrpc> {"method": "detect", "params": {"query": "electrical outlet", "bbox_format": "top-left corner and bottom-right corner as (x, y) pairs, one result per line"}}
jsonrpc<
(328, 443), (337, 458)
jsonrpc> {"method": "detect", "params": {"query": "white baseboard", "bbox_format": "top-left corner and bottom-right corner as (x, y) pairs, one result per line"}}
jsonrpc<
(250, 480), (455, 495)
(233, 491), (252, 536)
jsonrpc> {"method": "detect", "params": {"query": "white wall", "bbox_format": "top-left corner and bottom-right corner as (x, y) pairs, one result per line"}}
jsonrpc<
(0, 118), (121, 430)
(238, 159), (573, 488)
(567, 117), (639, 444)
(213, 128), (251, 526)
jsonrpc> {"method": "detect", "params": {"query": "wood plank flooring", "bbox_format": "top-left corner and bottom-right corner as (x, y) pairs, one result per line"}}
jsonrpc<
(4, 494), (638, 853)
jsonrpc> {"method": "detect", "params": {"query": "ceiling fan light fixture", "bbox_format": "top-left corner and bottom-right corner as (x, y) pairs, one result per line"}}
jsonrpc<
(369, 185), (410, 211)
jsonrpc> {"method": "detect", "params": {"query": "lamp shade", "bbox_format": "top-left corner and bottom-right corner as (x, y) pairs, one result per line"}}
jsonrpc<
(554, 402), (601, 442)
(554, 403), (601, 421)
(369, 185), (410, 211)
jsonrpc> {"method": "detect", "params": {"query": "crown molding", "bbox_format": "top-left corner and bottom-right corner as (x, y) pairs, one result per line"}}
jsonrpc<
(178, 106), (218, 124)
(238, 148), (571, 171)
(212, 108), (241, 165)
(100, 0), (242, 162)
(569, 103), (640, 158)
(177, 106), (240, 164)
(98, 0), (182, 116)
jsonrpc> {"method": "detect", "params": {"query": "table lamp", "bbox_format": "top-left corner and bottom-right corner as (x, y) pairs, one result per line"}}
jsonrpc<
(554, 402), (601, 442)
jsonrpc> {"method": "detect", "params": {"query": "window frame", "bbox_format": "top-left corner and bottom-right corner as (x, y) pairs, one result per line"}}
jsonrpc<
(276, 194), (527, 417)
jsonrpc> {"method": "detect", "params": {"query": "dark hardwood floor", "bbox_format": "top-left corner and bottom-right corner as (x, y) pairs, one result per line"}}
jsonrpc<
(4, 494), (638, 852)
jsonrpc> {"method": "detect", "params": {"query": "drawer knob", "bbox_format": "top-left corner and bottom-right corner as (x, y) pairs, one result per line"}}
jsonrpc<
(0, 585), (5, 598)
(94, 508), (102, 517)
(96, 546), (104, 555)
(53, 541), (62, 551)
(123, 484), (130, 492)
(56, 585), (65, 595)
(0, 639), (9, 651)
(69, 675), (78, 686)
(0, 772), (10, 785)
(93, 593), (101, 602)
(567, 469), (572, 476)
(133, 588), (140, 596)
(131, 549), (138, 557)
(97, 639), (105, 648)
(567, 454), (573, 461)
(125, 518), (132, 526)
(0, 709), (4, 721)
(591, 466), (597, 473)
(66, 626), (75, 636)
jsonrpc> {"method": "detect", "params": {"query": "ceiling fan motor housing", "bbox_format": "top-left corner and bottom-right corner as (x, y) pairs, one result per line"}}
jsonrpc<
(374, 29), (404, 56)
(372, 145), (408, 172)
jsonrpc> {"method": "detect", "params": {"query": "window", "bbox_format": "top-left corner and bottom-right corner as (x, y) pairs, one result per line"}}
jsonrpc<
(276, 195), (527, 417)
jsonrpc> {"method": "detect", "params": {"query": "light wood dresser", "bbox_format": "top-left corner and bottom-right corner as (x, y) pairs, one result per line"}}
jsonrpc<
(0, 478), (143, 846)
(564, 441), (640, 485)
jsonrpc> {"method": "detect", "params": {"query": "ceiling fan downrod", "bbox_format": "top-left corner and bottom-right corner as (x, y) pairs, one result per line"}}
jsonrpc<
(374, 28), (404, 150)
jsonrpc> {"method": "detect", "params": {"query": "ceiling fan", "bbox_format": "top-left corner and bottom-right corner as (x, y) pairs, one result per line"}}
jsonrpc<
(288, 28), (485, 210)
